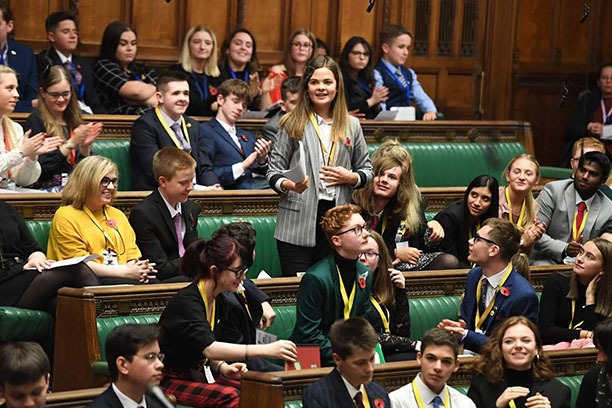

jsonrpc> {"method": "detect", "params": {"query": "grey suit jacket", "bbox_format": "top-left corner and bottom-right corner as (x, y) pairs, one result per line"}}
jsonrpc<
(531, 179), (612, 265)
(267, 115), (373, 247)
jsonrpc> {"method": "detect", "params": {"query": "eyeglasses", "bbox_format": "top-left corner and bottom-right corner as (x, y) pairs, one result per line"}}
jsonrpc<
(349, 51), (370, 58)
(360, 251), (379, 260)
(473, 233), (498, 246)
(46, 90), (71, 99)
(292, 42), (312, 49)
(135, 352), (165, 364)
(600, 76), (612, 82)
(100, 177), (119, 187)
(336, 225), (368, 237)
(225, 265), (248, 279)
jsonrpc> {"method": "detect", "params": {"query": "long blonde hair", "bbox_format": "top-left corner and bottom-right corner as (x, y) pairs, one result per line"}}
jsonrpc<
(37, 65), (84, 140)
(503, 153), (540, 232)
(279, 56), (350, 143)
(369, 231), (396, 307)
(0, 66), (19, 151)
(178, 25), (220, 77)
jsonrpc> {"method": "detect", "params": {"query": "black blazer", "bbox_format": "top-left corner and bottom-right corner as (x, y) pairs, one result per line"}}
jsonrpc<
(128, 189), (199, 281)
(86, 385), (166, 408)
(7, 39), (38, 113)
(36, 48), (106, 114)
(468, 373), (571, 408)
(303, 368), (391, 408)
(130, 109), (219, 190)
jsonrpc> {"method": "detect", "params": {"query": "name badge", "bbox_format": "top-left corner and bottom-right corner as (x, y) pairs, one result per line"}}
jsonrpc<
(203, 366), (215, 384)
(102, 249), (118, 265)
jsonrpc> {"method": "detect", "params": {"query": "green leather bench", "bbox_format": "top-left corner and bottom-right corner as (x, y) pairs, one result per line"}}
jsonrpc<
(92, 139), (132, 191)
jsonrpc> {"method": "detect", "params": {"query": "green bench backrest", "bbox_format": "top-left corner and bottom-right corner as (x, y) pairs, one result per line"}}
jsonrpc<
(368, 142), (526, 187)
(26, 220), (52, 253)
(197, 215), (280, 279)
(557, 375), (583, 408)
(92, 139), (132, 191)
(96, 315), (160, 361)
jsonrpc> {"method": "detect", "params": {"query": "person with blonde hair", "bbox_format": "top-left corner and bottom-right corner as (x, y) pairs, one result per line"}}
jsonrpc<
(499, 154), (546, 254)
(169, 25), (221, 117)
(47, 156), (156, 284)
(267, 56), (373, 276)
(468, 316), (570, 408)
(25, 65), (102, 190)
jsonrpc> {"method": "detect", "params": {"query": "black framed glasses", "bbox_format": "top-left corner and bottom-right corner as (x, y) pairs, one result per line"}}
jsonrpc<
(360, 251), (380, 260)
(473, 233), (498, 246)
(336, 224), (368, 237)
(100, 177), (118, 187)
(45, 90), (71, 99)
(225, 265), (248, 279)
(349, 51), (370, 58)
(135, 352), (165, 364)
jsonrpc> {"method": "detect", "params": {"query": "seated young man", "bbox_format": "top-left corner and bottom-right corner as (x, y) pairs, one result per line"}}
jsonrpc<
(0, 342), (49, 408)
(290, 203), (372, 366)
(261, 76), (300, 144)
(303, 317), (391, 408)
(390, 328), (476, 407)
(130, 70), (220, 191)
(88, 324), (166, 408)
(375, 24), (437, 120)
(200, 79), (272, 189)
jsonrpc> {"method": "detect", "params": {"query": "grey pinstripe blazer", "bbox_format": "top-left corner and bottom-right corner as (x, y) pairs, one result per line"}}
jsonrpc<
(267, 115), (373, 247)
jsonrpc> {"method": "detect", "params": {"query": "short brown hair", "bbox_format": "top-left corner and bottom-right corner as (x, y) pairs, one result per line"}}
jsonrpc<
(152, 146), (196, 182)
(420, 327), (458, 358)
(381, 24), (413, 46)
(0, 342), (49, 387)
(218, 78), (252, 105)
(572, 137), (605, 159)
(330, 317), (378, 359)
(320, 203), (361, 241)
(483, 218), (520, 262)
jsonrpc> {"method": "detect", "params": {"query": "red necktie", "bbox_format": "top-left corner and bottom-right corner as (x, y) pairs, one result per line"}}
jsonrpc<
(370, 215), (380, 230)
(574, 201), (587, 241)
(354, 391), (365, 408)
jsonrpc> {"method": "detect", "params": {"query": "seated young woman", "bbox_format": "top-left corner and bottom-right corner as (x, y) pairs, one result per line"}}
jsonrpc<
(47, 156), (156, 285)
(25, 65), (102, 191)
(499, 154), (546, 254)
(0, 65), (62, 187)
(158, 235), (297, 408)
(468, 316), (571, 408)
(538, 238), (612, 345)
(577, 318), (612, 407)
(434, 175), (500, 267)
(93, 21), (157, 114)
(359, 231), (418, 361)
(353, 140), (458, 270)
(0, 199), (97, 314)
(339, 36), (388, 119)
(168, 25), (221, 117)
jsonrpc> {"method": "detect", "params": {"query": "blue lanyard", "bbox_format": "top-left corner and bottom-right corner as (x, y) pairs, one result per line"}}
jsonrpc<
(191, 72), (208, 101)
(0, 45), (7, 65)
(229, 67), (249, 82)
(67, 60), (85, 99)
(357, 78), (372, 95)
(381, 63), (411, 104)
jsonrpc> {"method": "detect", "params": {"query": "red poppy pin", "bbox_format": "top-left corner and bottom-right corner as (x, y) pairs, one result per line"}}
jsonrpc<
(374, 399), (385, 408)
(344, 136), (352, 153)
(106, 219), (117, 229)
(209, 86), (218, 96)
(500, 286), (510, 297)
(241, 134), (248, 142)
(358, 271), (368, 289)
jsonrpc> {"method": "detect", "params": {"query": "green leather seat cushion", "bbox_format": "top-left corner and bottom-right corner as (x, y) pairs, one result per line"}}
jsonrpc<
(0, 307), (53, 342)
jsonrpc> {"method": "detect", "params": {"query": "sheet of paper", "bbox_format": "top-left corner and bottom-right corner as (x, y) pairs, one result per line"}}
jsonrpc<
(255, 329), (277, 345)
(48, 254), (99, 269)
(601, 124), (612, 140)
(282, 141), (307, 183)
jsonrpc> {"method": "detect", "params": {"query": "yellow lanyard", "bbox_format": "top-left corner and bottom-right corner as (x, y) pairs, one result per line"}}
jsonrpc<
(83, 206), (120, 251)
(309, 113), (336, 166)
(412, 379), (450, 407)
(338, 267), (356, 320)
(572, 206), (588, 242)
(154, 107), (191, 152)
(197, 280), (216, 331)
(509, 401), (517, 408)
(370, 297), (390, 333)
(505, 187), (526, 227)
(475, 263), (513, 330)
(568, 299), (584, 329)
(240, 291), (252, 321)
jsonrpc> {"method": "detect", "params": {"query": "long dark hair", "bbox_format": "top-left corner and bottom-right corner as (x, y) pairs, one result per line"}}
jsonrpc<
(594, 318), (612, 374)
(458, 175), (499, 255)
(339, 36), (375, 88)
(98, 21), (138, 72)
(220, 28), (261, 73)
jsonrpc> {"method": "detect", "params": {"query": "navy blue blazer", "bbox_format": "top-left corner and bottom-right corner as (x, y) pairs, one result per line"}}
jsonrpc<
(130, 109), (219, 190)
(200, 117), (267, 189)
(86, 385), (166, 408)
(459, 266), (539, 353)
(7, 39), (38, 113)
(303, 368), (391, 408)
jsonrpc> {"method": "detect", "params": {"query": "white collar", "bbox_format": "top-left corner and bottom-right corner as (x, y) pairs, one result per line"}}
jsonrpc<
(574, 191), (596, 209)
(483, 263), (510, 289)
(111, 383), (147, 408)
(415, 372), (449, 406)
(158, 107), (182, 129)
(54, 48), (72, 64)
(340, 372), (365, 401)
(158, 187), (182, 218)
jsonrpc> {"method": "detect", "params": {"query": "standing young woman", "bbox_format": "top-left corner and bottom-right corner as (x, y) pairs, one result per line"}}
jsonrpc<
(169, 25), (221, 117)
(538, 238), (612, 345)
(262, 28), (316, 107)
(434, 175), (500, 267)
(159, 235), (297, 407)
(0, 65), (61, 187)
(93, 21), (157, 114)
(499, 154), (546, 253)
(47, 156), (156, 285)
(359, 231), (418, 361)
(339, 36), (388, 119)
(25, 65), (102, 190)
(267, 56), (373, 276)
